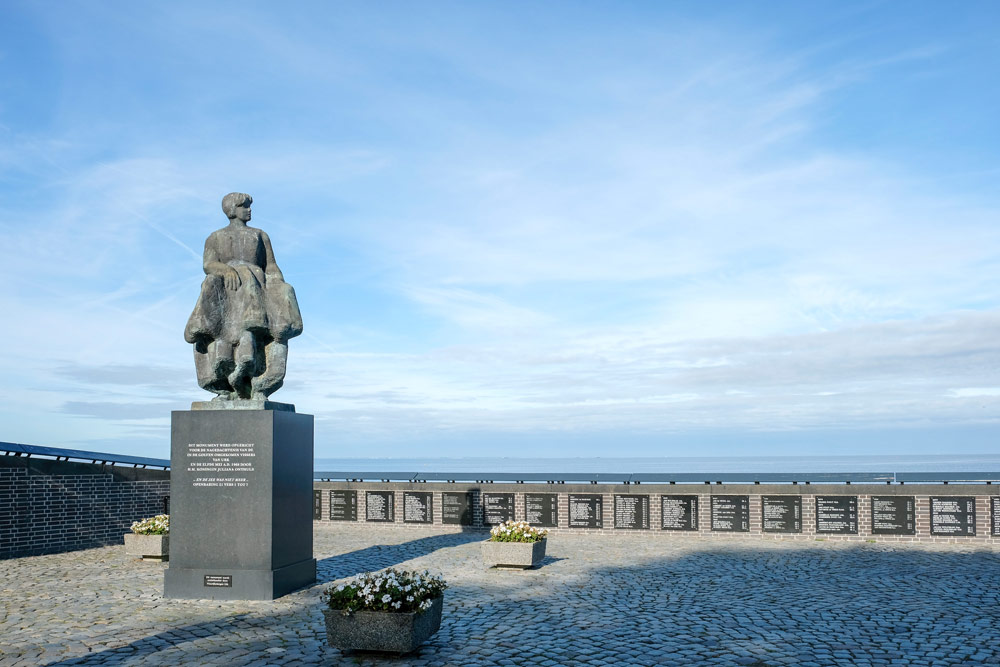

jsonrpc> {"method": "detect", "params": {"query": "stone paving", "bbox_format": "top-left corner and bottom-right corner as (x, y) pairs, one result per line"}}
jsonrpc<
(2, 524), (1000, 666)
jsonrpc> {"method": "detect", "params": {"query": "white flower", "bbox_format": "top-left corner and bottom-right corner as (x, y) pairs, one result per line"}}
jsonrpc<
(381, 594), (392, 603)
(336, 584), (345, 592)
(393, 601), (401, 609)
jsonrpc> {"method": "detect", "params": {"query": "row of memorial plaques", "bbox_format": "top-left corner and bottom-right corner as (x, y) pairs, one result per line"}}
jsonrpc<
(330, 490), (436, 524)
(325, 490), (475, 525)
(320, 491), (992, 536)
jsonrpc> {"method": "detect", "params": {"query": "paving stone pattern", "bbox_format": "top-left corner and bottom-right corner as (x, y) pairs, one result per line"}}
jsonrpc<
(2, 524), (999, 666)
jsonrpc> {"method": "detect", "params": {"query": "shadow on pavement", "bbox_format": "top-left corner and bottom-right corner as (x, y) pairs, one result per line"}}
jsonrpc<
(316, 530), (486, 583)
(39, 614), (260, 667)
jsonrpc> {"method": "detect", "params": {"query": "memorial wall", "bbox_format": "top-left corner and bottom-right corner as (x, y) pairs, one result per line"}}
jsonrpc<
(312, 481), (1000, 544)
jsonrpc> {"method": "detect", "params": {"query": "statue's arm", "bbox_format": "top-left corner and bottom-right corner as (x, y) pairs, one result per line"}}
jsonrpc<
(203, 236), (241, 290)
(261, 232), (286, 282)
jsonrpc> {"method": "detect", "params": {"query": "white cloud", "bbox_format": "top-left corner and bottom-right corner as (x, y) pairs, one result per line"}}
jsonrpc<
(950, 388), (1000, 398)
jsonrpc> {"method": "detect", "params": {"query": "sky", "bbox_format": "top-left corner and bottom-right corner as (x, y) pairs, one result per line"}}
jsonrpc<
(1, 2), (999, 460)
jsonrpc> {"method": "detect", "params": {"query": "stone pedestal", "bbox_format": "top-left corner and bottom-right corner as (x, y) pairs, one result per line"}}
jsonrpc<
(163, 409), (316, 600)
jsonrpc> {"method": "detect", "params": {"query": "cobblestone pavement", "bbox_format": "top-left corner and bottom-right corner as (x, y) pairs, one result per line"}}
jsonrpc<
(2, 525), (1000, 666)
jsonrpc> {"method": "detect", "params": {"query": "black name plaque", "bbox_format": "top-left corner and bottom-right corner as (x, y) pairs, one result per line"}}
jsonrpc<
(313, 490), (323, 520)
(711, 495), (750, 532)
(525, 493), (558, 527)
(815, 496), (858, 535)
(992, 497), (1000, 537)
(442, 492), (474, 525)
(329, 490), (357, 522)
(366, 491), (395, 522)
(614, 494), (650, 530)
(483, 493), (515, 525)
(762, 496), (802, 533)
(403, 491), (433, 524)
(871, 496), (915, 535)
(569, 494), (603, 529)
(930, 497), (975, 536)
(661, 495), (698, 531)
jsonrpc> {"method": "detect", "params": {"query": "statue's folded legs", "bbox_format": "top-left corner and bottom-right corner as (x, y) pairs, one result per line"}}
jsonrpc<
(251, 341), (288, 398)
(194, 339), (235, 398)
(228, 330), (258, 398)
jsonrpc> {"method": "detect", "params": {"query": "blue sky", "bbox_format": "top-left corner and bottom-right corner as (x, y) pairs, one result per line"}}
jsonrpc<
(2, 2), (999, 460)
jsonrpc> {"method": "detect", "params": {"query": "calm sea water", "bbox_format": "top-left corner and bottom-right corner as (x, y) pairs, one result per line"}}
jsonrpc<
(315, 454), (1000, 474)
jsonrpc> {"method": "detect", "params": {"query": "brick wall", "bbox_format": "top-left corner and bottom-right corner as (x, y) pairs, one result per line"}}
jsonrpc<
(5, 462), (997, 559)
(0, 457), (170, 559)
(313, 481), (1000, 544)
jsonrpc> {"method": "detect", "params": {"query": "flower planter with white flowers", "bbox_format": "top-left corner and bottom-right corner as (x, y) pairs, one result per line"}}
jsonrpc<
(124, 514), (169, 561)
(321, 568), (447, 655)
(482, 520), (548, 569)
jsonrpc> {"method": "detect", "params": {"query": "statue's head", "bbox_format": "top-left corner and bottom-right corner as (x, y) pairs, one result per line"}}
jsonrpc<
(222, 192), (253, 221)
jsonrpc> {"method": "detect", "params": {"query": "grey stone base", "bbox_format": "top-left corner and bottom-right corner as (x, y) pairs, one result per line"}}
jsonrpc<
(165, 409), (315, 600)
(323, 595), (443, 654)
(124, 534), (168, 560)
(164, 557), (316, 600)
(481, 539), (547, 568)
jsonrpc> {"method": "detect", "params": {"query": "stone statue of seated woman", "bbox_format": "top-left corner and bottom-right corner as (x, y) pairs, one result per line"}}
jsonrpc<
(184, 193), (303, 405)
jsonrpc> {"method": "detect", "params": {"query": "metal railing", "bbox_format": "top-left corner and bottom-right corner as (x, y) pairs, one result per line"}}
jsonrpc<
(313, 470), (1000, 485)
(0, 442), (170, 469)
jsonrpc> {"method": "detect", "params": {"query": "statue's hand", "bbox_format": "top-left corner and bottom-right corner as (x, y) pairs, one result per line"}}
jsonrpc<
(224, 268), (242, 290)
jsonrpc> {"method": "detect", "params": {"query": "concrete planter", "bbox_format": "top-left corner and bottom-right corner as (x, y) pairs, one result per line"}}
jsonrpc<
(322, 595), (443, 654)
(481, 538), (547, 569)
(124, 533), (168, 561)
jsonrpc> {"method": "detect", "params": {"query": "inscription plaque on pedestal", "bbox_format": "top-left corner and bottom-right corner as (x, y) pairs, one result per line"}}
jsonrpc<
(569, 494), (603, 529)
(661, 495), (698, 531)
(711, 495), (749, 532)
(762, 496), (801, 533)
(525, 493), (558, 527)
(815, 496), (858, 534)
(871, 496), (915, 535)
(992, 497), (1000, 537)
(329, 490), (357, 521)
(483, 493), (515, 526)
(930, 497), (975, 536)
(403, 491), (433, 524)
(442, 492), (474, 525)
(366, 491), (395, 522)
(614, 494), (650, 530)
(312, 490), (322, 520)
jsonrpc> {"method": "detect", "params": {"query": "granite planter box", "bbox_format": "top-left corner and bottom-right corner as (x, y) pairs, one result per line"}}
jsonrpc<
(481, 538), (547, 569)
(322, 595), (443, 654)
(124, 534), (168, 561)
